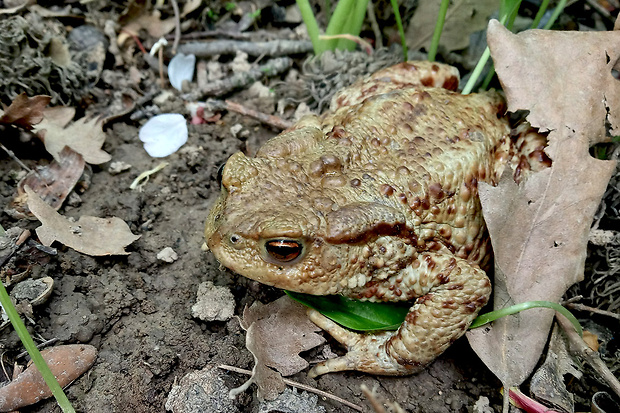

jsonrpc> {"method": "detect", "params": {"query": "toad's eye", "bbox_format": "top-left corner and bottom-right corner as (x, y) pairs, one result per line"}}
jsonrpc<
(264, 239), (303, 263)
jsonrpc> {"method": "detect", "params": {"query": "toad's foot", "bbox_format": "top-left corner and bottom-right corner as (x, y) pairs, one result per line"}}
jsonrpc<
(308, 309), (418, 377)
(308, 258), (492, 377)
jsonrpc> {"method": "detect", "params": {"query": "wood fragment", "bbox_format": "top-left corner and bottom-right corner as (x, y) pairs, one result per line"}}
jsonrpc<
(184, 57), (293, 99)
(225, 100), (293, 130)
(556, 313), (620, 399)
(218, 364), (363, 411)
(177, 40), (312, 57)
(564, 302), (620, 321)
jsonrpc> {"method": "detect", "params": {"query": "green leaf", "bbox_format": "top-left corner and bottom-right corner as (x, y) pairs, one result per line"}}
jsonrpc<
(285, 291), (411, 331)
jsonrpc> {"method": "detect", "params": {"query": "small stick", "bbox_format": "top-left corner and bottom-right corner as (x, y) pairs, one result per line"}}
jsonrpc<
(366, 2), (383, 49)
(0, 142), (37, 176)
(564, 302), (620, 321)
(556, 313), (620, 399)
(224, 100), (293, 130)
(16, 338), (59, 359)
(170, 0), (181, 55)
(218, 364), (363, 411)
(178, 40), (313, 57)
(184, 57), (293, 99)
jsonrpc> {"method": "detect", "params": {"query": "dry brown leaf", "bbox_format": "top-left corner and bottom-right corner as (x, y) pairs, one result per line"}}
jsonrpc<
(0, 93), (51, 129)
(406, 0), (497, 52)
(467, 21), (619, 388)
(237, 296), (325, 400)
(118, 9), (177, 46)
(582, 330), (600, 352)
(7, 147), (85, 219)
(25, 186), (140, 256)
(33, 109), (112, 165)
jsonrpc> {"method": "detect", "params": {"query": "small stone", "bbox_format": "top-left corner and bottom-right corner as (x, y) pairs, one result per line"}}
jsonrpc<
(165, 364), (240, 413)
(230, 124), (243, 138)
(259, 388), (326, 413)
(108, 161), (132, 175)
(157, 247), (178, 263)
(191, 281), (235, 322)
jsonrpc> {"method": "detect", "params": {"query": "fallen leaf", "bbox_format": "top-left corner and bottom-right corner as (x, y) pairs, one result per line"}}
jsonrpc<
(406, 0), (498, 52)
(0, 344), (97, 412)
(467, 21), (618, 389)
(530, 325), (582, 412)
(118, 9), (177, 46)
(7, 147), (85, 220)
(33, 109), (112, 165)
(0, 93), (51, 129)
(235, 296), (325, 400)
(25, 186), (140, 256)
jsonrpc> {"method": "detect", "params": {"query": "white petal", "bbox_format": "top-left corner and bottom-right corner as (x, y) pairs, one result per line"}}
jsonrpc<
(168, 53), (196, 91)
(139, 114), (188, 157)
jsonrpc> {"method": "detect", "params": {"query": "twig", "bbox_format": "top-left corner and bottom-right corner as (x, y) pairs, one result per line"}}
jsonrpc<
(0, 142), (37, 177)
(170, 0), (181, 54)
(177, 40), (313, 57)
(366, 1), (383, 49)
(556, 313), (620, 399)
(183, 57), (293, 99)
(584, 0), (615, 22)
(564, 302), (620, 321)
(218, 364), (363, 411)
(16, 338), (59, 359)
(224, 100), (293, 130)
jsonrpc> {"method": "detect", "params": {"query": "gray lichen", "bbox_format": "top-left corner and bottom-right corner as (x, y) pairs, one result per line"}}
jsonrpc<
(0, 15), (90, 105)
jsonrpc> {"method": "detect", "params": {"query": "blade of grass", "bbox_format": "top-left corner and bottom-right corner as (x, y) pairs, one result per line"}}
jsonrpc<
(470, 300), (583, 336)
(462, 0), (520, 95)
(428, 0), (450, 62)
(325, 0), (356, 51)
(0, 282), (75, 412)
(543, 0), (567, 30)
(338, 0), (369, 50)
(531, 0), (550, 28)
(390, 0), (408, 61)
(296, 0), (325, 54)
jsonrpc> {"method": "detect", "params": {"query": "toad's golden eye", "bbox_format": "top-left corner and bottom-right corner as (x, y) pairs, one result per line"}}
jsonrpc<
(264, 239), (303, 263)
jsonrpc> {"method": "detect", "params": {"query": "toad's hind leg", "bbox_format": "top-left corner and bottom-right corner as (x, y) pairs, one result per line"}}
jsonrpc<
(308, 256), (491, 377)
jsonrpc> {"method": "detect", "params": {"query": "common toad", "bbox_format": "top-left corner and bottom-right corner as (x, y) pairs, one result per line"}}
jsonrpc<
(204, 61), (548, 376)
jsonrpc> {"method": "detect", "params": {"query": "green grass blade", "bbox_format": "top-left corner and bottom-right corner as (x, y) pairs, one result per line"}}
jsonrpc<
(428, 0), (450, 62)
(390, 0), (408, 61)
(296, 0), (325, 54)
(470, 300), (583, 336)
(531, 0), (550, 28)
(0, 282), (76, 412)
(325, 0), (356, 50)
(543, 0), (567, 30)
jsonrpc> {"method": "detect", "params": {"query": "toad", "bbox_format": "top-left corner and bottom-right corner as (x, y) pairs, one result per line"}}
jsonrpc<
(204, 61), (548, 376)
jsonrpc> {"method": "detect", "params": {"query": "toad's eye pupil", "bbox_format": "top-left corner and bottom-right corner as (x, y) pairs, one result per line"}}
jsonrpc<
(265, 240), (302, 262)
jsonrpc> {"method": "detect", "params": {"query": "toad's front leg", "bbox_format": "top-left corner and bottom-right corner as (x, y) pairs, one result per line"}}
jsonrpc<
(308, 254), (491, 377)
